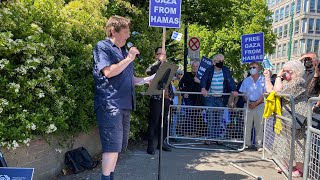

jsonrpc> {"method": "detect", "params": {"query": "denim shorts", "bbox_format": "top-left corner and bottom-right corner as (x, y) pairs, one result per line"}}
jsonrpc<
(96, 106), (130, 153)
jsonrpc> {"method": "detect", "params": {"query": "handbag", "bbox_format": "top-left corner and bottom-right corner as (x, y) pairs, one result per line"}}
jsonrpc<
(284, 106), (306, 130)
(227, 95), (239, 108)
(64, 147), (98, 174)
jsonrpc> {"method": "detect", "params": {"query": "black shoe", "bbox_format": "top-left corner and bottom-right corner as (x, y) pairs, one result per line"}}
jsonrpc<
(162, 145), (172, 152)
(147, 147), (155, 155)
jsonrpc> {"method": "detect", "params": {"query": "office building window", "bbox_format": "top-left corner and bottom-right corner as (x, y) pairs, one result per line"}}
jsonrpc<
(275, 10), (279, 22)
(291, 2), (295, 15)
(309, 18), (315, 33)
(314, 40), (319, 55)
(281, 62), (285, 69)
(293, 40), (298, 54)
(307, 39), (313, 52)
(285, 5), (290, 18)
(294, 20), (300, 34)
(271, 13), (275, 22)
(272, 0), (276, 6)
(300, 39), (305, 54)
(316, 19), (320, 34)
(267, 0), (271, 7)
(304, 0), (309, 12)
(302, 18), (307, 33)
(284, 24), (288, 37)
(279, 26), (283, 38)
(317, 0), (320, 12)
(278, 44), (282, 57)
(296, 0), (301, 13)
(310, 0), (316, 12)
(283, 43), (287, 57)
(280, 7), (284, 20)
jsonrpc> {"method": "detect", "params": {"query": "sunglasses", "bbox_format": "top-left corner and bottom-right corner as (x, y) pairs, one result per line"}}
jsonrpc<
(303, 57), (312, 62)
(249, 67), (257, 69)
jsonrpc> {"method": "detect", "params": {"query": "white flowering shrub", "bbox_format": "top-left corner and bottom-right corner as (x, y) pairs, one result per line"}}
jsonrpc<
(0, 0), (106, 149)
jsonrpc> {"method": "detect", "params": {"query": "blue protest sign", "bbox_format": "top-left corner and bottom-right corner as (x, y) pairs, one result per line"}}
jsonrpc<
(196, 56), (212, 80)
(149, 0), (181, 28)
(241, 32), (264, 63)
(0, 167), (34, 180)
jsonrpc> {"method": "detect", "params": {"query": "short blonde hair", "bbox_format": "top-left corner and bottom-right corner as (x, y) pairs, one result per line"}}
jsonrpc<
(105, 15), (131, 37)
(283, 60), (304, 79)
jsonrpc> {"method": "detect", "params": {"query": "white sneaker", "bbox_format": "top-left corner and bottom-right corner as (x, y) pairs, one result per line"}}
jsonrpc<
(257, 148), (263, 152)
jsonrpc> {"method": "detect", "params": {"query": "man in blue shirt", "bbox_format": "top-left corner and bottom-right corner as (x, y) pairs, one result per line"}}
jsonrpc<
(239, 62), (265, 151)
(93, 15), (152, 180)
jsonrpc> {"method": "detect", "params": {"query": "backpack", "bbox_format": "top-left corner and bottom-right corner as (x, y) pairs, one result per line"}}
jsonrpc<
(64, 147), (98, 174)
(0, 151), (7, 167)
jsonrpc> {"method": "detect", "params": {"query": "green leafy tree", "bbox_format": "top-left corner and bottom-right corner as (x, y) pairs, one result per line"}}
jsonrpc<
(189, 0), (276, 80)
(0, 0), (107, 149)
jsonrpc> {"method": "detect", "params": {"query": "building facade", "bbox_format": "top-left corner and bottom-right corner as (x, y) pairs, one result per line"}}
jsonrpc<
(267, 0), (320, 73)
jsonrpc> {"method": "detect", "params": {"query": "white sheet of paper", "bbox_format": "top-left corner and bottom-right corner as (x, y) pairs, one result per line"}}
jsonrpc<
(135, 74), (156, 86)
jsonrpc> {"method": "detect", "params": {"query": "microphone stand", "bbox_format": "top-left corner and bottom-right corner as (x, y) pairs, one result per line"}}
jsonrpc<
(157, 69), (171, 180)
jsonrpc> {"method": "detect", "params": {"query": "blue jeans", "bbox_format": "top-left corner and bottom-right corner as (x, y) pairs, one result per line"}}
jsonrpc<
(204, 96), (225, 139)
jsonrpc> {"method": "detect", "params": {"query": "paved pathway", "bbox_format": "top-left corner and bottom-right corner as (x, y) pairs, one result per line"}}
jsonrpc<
(55, 141), (290, 180)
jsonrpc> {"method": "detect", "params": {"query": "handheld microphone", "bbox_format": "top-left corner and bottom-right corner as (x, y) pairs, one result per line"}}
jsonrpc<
(127, 42), (143, 62)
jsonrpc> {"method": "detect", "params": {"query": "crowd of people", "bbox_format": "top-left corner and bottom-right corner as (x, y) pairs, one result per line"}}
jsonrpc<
(93, 15), (320, 180)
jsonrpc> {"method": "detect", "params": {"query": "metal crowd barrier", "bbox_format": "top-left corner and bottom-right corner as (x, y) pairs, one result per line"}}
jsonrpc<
(166, 91), (248, 152)
(262, 93), (296, 180)
(303, 97), (320, 180)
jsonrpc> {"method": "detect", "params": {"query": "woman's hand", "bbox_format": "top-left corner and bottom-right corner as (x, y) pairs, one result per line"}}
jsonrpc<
(263, 69), (271, 78)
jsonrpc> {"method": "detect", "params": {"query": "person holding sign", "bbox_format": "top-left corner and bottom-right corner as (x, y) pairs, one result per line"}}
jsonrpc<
(200, 54), (238, 141)
(239, 62), (265, 151)
(93, 15), (153, 180)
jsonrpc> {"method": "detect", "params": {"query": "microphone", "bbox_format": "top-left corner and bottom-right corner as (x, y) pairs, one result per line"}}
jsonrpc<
(127, 42), (143, 62)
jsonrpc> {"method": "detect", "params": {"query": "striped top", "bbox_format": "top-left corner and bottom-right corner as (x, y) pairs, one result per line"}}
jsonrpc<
(209, 70), (224, 96)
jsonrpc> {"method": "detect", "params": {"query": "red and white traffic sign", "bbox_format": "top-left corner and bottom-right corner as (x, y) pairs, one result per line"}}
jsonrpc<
(188, 37), (200, 59)
(188, 37), (200, 51)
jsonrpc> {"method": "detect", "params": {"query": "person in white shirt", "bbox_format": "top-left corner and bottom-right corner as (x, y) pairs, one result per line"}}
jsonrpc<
(239, 62), (265, 151)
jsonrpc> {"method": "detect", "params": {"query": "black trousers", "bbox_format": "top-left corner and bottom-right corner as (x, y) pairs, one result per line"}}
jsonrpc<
(147, 97), (171, 148)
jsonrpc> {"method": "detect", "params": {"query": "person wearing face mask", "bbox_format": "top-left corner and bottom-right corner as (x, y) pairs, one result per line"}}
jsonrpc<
(200, 54), (238, 142)
(301, 52), (320, 97)
(239, 62), (265, 151)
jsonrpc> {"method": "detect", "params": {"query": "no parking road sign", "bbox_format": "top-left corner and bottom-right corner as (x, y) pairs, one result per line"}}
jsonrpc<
(188, 37), (200, 59)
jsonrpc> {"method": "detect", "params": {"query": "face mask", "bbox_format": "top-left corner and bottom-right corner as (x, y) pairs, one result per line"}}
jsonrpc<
(249, 68), (257, 75)
(215, 62), (223, 68)
(304, 60), (313, 68)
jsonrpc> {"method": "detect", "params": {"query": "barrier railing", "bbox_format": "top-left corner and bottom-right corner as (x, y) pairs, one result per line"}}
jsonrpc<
(262, 93), (296, 180)
(303, 97), (320, 180)
(166, 91), (247, 152)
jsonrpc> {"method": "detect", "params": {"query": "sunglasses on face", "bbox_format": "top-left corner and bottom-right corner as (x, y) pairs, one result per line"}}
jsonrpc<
(303, 57), (313, 62)
(249, 67), (257, 69)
